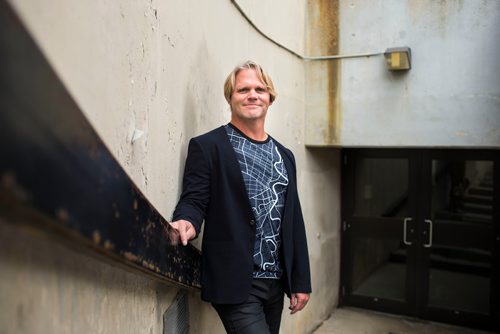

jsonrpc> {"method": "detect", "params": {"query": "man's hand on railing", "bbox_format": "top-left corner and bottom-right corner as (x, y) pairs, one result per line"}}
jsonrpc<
(168, 219), (196, 246)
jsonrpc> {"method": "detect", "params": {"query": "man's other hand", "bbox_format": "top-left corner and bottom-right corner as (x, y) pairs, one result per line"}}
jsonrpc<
(289, 293), (310, 314)
(168, 219), (195, 246)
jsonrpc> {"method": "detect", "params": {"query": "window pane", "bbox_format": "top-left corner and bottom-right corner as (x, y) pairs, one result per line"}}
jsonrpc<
(351, 236), (407, 302)
(354, 159), (409, 218)
(428, 160), (493, 314)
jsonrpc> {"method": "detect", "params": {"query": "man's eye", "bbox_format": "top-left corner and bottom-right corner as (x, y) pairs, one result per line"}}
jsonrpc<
(256, 88), (266, 93)
(238, 88), (249, 93)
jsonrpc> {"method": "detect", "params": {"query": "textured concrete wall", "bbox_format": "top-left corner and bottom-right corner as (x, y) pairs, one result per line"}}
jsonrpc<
(0, 221), (172, 334)
(301, 0), (342, 328)
(306, 0), (500, 147)
(340, 0), (500, 147)
(2, 0), (340, 333)
(305, 0), (341, 147)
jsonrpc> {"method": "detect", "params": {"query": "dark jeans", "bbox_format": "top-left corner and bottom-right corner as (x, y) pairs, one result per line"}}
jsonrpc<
(212, 278), (284, 334)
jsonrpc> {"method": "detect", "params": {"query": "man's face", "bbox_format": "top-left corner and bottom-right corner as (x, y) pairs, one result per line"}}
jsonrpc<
(230, 68), (272, 123)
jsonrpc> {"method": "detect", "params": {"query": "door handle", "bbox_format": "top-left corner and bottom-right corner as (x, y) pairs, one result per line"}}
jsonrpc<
(403, 217), (413, 245)
(423, 219), (433, 248)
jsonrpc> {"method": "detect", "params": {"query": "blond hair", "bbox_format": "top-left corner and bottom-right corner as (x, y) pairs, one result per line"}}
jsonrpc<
(223, 60), (277, 104)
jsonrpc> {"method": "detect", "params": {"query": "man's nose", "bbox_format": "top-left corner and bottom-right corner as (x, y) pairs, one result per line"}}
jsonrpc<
(248, 89), (258, 99)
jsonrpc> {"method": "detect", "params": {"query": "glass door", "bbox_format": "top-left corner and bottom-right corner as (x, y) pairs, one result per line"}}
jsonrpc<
(341, 149), (500, 331)
(341, 150), (419, 315)
(418, 151), (499, 330)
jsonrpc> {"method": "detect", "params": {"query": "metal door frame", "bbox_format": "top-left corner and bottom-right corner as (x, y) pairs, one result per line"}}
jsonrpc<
(340, 148), (499, 331)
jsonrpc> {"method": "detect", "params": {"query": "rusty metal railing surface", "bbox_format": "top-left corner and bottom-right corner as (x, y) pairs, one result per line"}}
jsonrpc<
(0, 1), (201, 289)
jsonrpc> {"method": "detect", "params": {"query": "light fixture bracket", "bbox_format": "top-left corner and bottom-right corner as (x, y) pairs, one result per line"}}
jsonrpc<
(384, 47), (411, 71)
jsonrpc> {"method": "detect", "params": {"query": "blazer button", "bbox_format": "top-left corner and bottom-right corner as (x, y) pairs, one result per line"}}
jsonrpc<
(249, 219), (255, 226)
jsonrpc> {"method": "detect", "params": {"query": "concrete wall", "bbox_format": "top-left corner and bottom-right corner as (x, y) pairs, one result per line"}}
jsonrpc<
(306, 0), (500, 147)
(2, 0), (340, 333)
(305, 0), (342, 146)
(0, 222), (172, 333)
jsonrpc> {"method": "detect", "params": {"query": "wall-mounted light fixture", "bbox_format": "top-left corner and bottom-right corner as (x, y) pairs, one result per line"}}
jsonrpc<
(384, 47), (411, 71)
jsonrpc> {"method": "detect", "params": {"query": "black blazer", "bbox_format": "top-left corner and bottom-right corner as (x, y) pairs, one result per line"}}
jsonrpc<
(173, 126), (311, 304)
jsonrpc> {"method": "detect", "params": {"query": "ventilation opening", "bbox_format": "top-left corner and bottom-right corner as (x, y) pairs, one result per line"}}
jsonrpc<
(163, 290), (189, 334)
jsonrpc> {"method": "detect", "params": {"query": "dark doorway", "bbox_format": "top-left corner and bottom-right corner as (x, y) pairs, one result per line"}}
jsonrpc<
(340, 149), (499, 331)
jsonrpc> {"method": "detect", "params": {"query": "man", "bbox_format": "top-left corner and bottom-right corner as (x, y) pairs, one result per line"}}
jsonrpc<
(169, 60), (311, 334)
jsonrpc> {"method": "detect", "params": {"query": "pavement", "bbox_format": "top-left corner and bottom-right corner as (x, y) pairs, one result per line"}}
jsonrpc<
(312, 308), (495, 334)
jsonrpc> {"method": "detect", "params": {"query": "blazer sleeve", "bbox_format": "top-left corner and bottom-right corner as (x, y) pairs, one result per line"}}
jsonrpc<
(172, 138), (210, 236)
(289, 151), (312, 294)
(291, 192), (312, 293)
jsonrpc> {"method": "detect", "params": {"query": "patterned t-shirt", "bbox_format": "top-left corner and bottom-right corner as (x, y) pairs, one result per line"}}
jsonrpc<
(225, 124), (288, 279)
